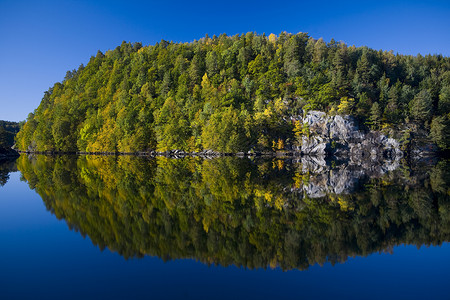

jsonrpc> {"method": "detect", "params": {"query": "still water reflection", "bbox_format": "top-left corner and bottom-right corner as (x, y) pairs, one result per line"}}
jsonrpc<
(9, 154), (450, 271)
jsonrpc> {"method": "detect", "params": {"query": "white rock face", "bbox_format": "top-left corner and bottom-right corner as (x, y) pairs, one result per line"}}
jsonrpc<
(301, 136), (326, 155)
(329, 115), (358, 141)
(298, 111), (403, 160)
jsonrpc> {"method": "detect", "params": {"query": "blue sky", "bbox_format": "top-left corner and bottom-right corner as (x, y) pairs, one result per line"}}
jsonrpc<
(1, 0), (449, 122)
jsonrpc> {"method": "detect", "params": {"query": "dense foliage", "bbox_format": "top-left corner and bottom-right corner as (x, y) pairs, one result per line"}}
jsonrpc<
(0, 120), (20, 150)
(16, 155), (450, 270)
(15, 32), (450, 153)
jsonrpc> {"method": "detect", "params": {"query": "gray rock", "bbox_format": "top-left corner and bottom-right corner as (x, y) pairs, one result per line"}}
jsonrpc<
(297, 156), (402, 198)
(329, 115), (358, 141)
(301, 156), (327, 173)
(301, 136), (327, 156)
(298, 111), (403, 161)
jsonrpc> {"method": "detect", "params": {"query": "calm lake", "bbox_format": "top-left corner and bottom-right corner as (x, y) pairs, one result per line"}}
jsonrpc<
(1, 154), (449, 299)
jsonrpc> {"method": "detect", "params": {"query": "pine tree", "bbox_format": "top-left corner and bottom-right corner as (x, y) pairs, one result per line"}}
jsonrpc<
(438, 85), (450, 115)
(410, 90), (433, 123)
(430, 116), (450, 149)
(384, 85), (400, 124)
(369, 102), (382, 130)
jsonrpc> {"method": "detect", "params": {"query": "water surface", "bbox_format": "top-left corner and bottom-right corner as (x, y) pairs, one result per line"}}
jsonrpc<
(0, 155), (449, 299)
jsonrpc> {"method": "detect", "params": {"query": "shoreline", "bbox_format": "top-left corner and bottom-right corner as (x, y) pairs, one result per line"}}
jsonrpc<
(16, 149), (293, 158)
(15, 147), (449, 161)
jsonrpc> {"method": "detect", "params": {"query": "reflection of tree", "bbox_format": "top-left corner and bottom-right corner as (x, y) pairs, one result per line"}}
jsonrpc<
(17, 155), (450, 270)
(0, 170), (9, 186)
(0, 158), (18, 186)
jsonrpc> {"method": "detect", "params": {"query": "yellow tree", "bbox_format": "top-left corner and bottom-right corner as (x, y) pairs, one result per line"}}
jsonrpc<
(337, 97), (355, 115)
(268, 33), (277, 44)
(293, 120), (302, 140)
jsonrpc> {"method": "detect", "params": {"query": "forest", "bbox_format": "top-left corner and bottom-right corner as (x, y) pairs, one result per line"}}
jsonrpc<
(16, 155), (450, 270)
(14, 32), (450, 153)
(0, 121), (20, 152)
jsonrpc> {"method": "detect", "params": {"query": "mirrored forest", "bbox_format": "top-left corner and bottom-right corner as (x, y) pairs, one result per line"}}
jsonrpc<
(0, 158), (17, 186)
(13, 155), (450, 270)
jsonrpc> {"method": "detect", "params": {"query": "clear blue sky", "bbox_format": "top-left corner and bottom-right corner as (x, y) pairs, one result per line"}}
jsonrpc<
(1, 0), (449, 122)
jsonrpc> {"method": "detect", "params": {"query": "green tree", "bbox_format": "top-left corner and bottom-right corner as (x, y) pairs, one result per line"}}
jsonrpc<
(201, 107), (250, 152)
(410, 90), (433, 123)
(438, 85), (450, 115)
(206, 50), (219, 78)
(384, 85), (401, 124)
(154, 97), (191, 151)
(0, 126), (8, 149)
(369, 102), (382, 130)
(430, 116), (450, 149)
(353, 51), (371, 92)
(52, 117), (72, 151)
(284, 34), (307, 78)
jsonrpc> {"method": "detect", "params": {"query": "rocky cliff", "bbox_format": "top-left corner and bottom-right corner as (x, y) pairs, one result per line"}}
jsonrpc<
(296, 111), (403, 161)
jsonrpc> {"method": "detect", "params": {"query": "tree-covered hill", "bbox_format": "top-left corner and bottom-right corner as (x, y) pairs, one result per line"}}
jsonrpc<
(15, 32), (450, 153)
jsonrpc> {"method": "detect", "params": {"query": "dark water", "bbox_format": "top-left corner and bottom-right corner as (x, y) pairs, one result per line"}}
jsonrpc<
(1, 154), (450, 299)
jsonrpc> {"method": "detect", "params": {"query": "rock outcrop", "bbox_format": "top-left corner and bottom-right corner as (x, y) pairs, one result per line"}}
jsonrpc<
(298, 111), (403, 160)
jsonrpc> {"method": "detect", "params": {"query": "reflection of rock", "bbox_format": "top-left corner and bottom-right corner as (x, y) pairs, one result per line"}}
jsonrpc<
(301, 156), (327, 173)
(303, 168), (366, 198)
(299, 111), (403, 160)
(298, 155), (401, 198)
(410, 142), (439, 160)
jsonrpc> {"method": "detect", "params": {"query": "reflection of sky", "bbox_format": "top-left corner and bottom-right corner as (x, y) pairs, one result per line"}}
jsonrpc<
(0, 171), (449, 300)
